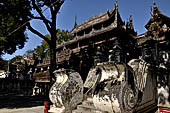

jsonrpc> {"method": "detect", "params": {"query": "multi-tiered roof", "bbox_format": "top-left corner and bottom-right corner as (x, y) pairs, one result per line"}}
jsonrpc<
(56, 0), (136, 51)
(136, 1), (170, 46)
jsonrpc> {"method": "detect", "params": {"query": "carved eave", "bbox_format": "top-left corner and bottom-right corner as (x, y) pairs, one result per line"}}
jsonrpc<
(145, 13), (170, 30)
(37, 57), (50, 67)
(57, 24), (118, 50)
(135, 33), (152, 46)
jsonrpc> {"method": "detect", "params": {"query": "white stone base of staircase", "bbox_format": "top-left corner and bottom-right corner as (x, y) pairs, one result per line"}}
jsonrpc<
(48, 98), (105, 113)
(48, 106), (65, 113)
(72, 98), (105, 113)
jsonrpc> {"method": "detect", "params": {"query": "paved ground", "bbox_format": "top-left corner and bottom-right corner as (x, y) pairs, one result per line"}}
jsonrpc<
(0, 94), (49, 113)
(0, 106), (44, 113)
(0, 94), (159, 113)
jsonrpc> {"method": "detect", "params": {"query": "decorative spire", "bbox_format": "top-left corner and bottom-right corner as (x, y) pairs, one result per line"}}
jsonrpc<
(129, 15), (134, 29)
(126, 15), (136, 35)
(126, 15), (134, 30)
(150, 5), (153, 14)
(114, 0), (118, 11)
(129, 15), (133, 24)
(153, 0), (156, 7)
(150, 0), (160, 17)
(74, 15), (77, 28)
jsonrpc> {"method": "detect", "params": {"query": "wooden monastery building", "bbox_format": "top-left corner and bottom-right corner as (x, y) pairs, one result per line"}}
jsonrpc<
(31, 1), (170, 112)
(33, 1), (170, 85)
(34, 1), (139, 82)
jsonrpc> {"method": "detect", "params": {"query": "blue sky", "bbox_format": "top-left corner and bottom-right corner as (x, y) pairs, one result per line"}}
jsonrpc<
(2, 0), (170, 60)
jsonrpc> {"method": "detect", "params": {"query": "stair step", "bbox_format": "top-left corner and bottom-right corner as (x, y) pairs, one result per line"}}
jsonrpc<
(72, 98), (105, 113)
(48, 106), (65, 113)
(82, 100), (94, 106)
(87, 97), (93, 102)
(77, 104), (96, 110)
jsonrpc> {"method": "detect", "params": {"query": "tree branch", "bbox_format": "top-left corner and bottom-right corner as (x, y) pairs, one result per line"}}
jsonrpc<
(32, 0), (52, 32)
(27, 22), (50, 44)
(54, 0), (64, 14)
(31, 16), (52, 28)
(32, 16), (43, 20)
(50, 0), (64, 41)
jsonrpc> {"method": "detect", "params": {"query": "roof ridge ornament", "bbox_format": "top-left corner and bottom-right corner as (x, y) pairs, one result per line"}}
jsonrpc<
(113, 0), (118, 27)
(112, 0), (125, 28)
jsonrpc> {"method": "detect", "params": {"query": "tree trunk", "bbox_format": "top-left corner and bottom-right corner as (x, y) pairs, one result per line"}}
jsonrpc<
(50, 9), (57, 82)
(50, 42), (56, 82)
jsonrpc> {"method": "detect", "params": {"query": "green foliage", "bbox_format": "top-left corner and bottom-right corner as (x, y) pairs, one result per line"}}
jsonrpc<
(1, 0), (65, 78)
(45, 29), (73, 45)
(0, 59), (8, 70)
(0, 0), (32, 57)
(56, 29), (74, 44)
(34, 42), (49, 60)
(31, 29), (73, 60)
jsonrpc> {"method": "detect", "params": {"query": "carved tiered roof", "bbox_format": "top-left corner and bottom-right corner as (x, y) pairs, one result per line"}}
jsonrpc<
(145, 1), (170, 30)
(136, 1), (170, 46)
(71, 0), (124, 34)
(56, 0), (130, 50)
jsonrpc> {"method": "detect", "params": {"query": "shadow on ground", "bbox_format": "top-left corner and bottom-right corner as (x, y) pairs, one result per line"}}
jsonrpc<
(0, 94), (49, 109)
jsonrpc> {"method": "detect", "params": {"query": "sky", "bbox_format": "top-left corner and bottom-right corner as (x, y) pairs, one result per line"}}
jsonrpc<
(2, 0), (170, 60)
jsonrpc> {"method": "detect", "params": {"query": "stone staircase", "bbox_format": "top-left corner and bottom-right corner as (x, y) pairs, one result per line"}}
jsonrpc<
(72, 98), (104, 113)
(48, 97), (158, 113)
(48, 98), (106, 113)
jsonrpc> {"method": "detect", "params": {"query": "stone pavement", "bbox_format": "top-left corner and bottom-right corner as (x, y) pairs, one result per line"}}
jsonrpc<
(0, 106), (44, 113)
(0, 94), (48, 113)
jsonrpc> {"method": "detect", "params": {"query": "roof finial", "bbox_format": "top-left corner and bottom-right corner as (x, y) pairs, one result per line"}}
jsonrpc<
(152, 0), (160, 16)
(153, 0), (156, 7)
(74, 15), (77, 27)
(129, 15), (133, 23)
(153, 0), (156, 6)
(115, 0), (118, 10)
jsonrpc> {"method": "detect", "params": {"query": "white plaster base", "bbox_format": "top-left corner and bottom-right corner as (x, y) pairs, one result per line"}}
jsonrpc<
(48, 106), (65, 113)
